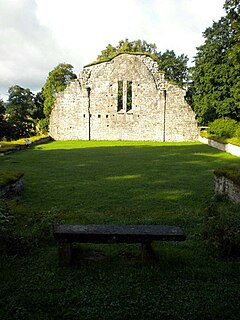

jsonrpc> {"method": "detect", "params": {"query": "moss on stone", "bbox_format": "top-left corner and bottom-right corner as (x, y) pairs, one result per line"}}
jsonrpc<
(0, 171), (24, 187)
(84, 52), (161, 68)
(214, 168), (240, 187)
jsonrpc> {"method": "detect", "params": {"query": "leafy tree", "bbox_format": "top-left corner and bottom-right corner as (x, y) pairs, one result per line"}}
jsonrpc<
(42, 63), (77, 119)
(0, 99), (7, 140)
(6, 85), (36, 139)
(157, 50), (189, 87)
(224, 0), (240, 30)
(191, 1), (240, 125)
(97, 39), (158, 62)
(33, 91), (45, 120)
(97, 39), (189, 87)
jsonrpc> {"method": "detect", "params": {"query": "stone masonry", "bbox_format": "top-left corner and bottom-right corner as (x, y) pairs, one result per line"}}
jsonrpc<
(49, 53), (198, 141)
(214, 174), (240, 204)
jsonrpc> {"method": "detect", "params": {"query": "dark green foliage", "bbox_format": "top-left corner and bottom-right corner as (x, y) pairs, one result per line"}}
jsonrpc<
(191, 1), (240, 125)
(208, 118), (239, 138)
(1, 88), (46, 141)
(33, 91), (45, 120)
(42, 63), (77, 119)
(157, 50), (189, 87)
(6, 85), (37, 139)
(203, 200), (240, 257)
(0, 98), (8, 140)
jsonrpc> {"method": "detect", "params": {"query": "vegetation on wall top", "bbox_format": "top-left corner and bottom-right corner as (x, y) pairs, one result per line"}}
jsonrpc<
(0, 170), (24, 188)
(214, 168), (240, 187)
(84, 51), (160, 67)
(86, 39), (189, 88)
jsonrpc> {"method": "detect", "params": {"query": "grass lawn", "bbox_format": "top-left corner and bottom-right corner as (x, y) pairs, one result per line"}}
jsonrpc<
(0, 140), (240, 320)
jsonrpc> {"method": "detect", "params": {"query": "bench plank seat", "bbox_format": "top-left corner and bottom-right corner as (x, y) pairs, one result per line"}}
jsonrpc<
(54, 224), (186, 266)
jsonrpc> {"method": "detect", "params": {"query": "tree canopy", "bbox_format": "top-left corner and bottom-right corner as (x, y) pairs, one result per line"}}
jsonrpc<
(42, 63), (77, 119)
(97, 39), (158, 62)
(6, 85), (37, 138)
(157, 50), (188, 87)
(191, 0), (240, 125)
(0, 98), (7, 140)
(96, 39), (189, 87)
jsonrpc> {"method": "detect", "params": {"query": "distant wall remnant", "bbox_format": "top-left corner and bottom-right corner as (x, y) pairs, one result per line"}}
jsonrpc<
(215, 174), (240, 203)
(49, 53), (198, 141)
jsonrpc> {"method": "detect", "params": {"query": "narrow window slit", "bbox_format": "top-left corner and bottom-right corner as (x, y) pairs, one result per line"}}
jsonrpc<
(127, 81), (132, 112)
(117, 81), (123, 112)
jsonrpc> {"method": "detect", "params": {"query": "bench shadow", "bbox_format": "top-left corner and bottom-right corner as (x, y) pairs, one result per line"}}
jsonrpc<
(70, 243), (188, 268)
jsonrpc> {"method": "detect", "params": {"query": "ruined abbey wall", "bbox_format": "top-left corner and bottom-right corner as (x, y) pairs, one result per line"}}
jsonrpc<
(49, 54), (198, 141)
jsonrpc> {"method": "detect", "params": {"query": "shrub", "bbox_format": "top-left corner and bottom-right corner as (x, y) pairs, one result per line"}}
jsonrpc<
(202, 201), (240, 257)
(208, 118), (239, 138)
(235, 125), (240, 138)
(38, 118), (49, 134)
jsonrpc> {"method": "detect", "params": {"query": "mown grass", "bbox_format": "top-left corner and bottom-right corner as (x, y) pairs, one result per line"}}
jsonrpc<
(0, 140), (240, 320)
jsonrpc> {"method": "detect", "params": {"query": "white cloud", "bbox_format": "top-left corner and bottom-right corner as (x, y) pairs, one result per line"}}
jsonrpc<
(0, 0), (226, 100)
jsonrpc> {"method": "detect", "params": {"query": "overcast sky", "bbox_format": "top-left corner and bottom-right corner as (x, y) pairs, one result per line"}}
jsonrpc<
(0, 0), (226, 100)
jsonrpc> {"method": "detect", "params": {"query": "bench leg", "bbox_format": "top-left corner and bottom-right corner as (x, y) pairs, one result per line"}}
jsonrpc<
(58, 241), (72, 266)
(141, 241), (155, 260)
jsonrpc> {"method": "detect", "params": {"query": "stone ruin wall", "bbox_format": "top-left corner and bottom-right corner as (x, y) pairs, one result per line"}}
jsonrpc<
(49, 54), (198, 141)
(215, 174), (240, 203)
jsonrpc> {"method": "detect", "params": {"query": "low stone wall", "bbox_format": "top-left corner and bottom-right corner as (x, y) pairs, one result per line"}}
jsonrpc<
(199, 136), (240, 157)
(214, 174), (240, 203)
(0, 178), (24, 198)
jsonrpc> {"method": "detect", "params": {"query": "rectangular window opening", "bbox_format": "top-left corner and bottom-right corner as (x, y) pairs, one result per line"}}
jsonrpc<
(127, 81), (132, 112)
(117, 81), (123, 112)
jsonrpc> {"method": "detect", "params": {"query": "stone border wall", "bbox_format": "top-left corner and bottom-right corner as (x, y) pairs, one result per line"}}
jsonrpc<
(214, 174), (240, 203)
(0, 137), (51, 156)
(199, 136), (240, 157)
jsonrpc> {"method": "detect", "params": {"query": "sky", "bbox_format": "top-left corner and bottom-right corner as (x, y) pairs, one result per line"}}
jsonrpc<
(0, 0), (226, 100)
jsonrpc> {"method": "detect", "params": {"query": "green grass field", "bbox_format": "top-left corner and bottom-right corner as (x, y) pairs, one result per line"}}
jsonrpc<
(1, 140), (240, 320)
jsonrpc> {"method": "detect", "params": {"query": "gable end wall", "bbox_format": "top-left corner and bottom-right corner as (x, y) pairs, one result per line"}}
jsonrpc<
(49, 54), (198, 141)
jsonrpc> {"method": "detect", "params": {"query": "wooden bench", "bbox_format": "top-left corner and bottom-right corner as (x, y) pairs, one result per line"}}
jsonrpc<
(54, 224), (186, 266)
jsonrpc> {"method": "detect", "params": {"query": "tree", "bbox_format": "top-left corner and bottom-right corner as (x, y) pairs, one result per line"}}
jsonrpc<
(42, 63), (77, 119)
(157, 50), (189, 87)
(96, 39), (189, 87)
(97, 38), (158, 62)
(7, 85), (36, 139)
(33, 91), (45, 120)
(191, 1), (240, 125)
(0, 98), (7, 140)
